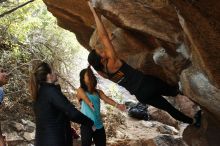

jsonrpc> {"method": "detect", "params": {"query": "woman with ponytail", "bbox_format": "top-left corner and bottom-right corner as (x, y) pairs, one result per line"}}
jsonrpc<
(29, 62), (94, 146)
(77, 66), (126, 146)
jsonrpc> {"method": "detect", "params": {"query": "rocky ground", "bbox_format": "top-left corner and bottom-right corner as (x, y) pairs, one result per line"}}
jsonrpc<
(0, 93), (196, 146)
(0, 97), (35, 146)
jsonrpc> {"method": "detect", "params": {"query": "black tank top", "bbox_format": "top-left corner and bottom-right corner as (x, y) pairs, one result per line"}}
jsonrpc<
(105, 61), (144, 95)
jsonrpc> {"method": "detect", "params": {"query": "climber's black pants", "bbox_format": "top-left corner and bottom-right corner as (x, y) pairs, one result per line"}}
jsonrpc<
(80, 125), (106, 146)
(147, 96), (193, 124)
(135, 75), (193, 124)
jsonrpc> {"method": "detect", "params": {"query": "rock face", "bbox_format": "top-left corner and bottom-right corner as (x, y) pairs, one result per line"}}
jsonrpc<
(148, 106), (179, 129)
(1, 119), (35, 146)
(108, 135), (188, 146)
(43, 0), (220, 145)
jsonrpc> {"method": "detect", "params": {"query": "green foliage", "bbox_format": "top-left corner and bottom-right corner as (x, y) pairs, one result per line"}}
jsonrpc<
(0, 0), (84, 102)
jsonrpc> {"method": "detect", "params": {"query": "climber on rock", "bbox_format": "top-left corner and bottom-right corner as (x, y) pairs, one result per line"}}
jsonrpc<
(77, 66), (126, 146)
(87, 1), (201, 127)
(0, 68), (8, 146)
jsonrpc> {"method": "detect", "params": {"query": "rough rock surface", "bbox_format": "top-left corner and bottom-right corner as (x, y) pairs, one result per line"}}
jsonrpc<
(43, 0), (220, 145)
(1, 120), (35, 146)
(1, 109), (187, 146)
(148, 106), (179, 129)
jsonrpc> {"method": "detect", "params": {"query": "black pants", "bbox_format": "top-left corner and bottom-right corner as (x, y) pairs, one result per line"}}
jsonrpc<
(136, 75), (193, 124)
(80, 126), (106, 146)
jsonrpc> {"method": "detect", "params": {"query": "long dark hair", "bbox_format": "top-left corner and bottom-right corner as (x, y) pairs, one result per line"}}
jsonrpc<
(29, 62), (52, 100)
(80, 66), (97, 93)
(88, 49), (104, 71)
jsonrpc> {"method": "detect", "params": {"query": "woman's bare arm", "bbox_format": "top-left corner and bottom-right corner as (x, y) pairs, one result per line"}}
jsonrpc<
(88, 1), (119, 65)
(97, 90), (126, 111)
(76, 88), (95, 110)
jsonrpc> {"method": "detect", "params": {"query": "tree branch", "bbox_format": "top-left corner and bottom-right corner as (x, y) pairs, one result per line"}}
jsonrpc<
(7, 58), (46, 75)
(0, 0), (35, 18)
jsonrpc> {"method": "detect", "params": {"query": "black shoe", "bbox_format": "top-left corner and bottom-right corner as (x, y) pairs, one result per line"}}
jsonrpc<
(194, 110), (202, 128)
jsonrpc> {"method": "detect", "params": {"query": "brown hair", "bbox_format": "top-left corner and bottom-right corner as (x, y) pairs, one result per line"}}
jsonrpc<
(87, 66), (97, 93)
(88, 49), (104, 71)
(29, 62), (51, 100)
(79, 66), (97, 93)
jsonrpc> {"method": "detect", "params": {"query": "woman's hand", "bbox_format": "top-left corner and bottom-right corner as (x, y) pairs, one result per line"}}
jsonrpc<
(88, 1), (101, 18)
(88, 1), (95, 13)
(116, 104), (126, 111)
(88, 102), (95, 111)
(92, 125), (96, 132)
(0, 71), (8, 85)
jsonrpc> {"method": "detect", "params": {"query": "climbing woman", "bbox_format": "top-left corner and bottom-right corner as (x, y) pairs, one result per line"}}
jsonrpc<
(30, 62), (94, 146)
(87, 1), (201, 127)
(77, 66), (126, 146)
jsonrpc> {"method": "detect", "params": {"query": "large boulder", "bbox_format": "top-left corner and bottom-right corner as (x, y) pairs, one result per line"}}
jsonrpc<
(43, 0), (220, 145)
(108, 135), (187, 146)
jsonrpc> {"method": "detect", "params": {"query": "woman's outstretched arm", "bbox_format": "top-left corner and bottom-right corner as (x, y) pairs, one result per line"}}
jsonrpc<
(97, 89), (126, 111)
(88, 1), (118, 64)
(48, 87), (94, 126)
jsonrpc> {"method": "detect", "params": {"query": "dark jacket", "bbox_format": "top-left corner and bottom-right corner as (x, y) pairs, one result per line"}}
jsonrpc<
(34, 83), (93, 146)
